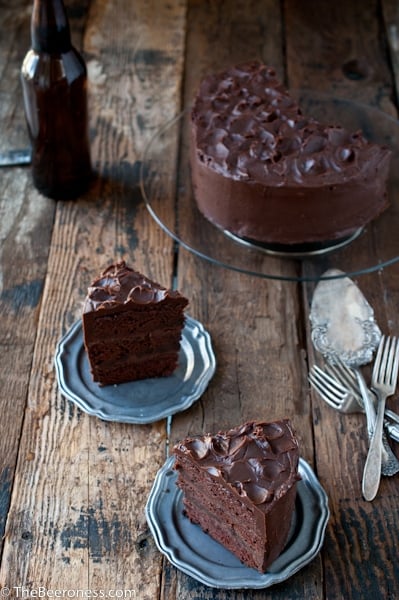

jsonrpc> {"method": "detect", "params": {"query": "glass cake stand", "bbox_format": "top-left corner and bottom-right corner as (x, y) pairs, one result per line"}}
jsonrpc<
(140, 92), (399, 282)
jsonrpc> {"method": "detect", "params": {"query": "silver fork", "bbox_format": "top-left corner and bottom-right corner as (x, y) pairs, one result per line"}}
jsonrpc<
(324, 360), (399, 428)
(308, 365), (399, 443)
(362, 336), (399, 501)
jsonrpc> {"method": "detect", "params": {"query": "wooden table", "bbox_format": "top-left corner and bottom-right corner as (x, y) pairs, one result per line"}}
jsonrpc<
(1, 1), (399, 598)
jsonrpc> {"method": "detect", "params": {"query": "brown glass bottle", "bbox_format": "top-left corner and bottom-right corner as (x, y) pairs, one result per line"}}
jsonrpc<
(21, 0), (92, 200)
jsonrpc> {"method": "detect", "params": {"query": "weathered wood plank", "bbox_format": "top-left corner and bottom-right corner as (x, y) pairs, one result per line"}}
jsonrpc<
(0, 2), (31, 153)
(285, 0), (395, 115)
(285, 0), (399, 283)
(285, 0), (399, 598)
(0, 0), (58, 558)
(0, 0), (186, 595)
(166, 1), (320, 598)
(382, 0), (399, 101)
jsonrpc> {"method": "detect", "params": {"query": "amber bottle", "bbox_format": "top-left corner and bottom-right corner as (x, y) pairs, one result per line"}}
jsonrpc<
(21, 0), (92, 200)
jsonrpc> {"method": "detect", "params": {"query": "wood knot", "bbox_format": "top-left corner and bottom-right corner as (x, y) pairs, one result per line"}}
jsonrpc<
(135, 531), (151, 553)
(342, 58), (370, 81)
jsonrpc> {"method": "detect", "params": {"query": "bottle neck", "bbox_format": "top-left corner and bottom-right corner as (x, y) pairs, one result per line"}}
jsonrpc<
(31, 0), (72, 54)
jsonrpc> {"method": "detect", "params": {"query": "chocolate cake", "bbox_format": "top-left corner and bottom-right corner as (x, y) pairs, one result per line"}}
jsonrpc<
(173, 420), (300, 572)
(190, 61), (392, 246)
(82, 261), (188, 385)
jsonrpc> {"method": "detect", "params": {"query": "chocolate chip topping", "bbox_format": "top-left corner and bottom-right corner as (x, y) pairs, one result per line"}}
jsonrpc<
(192, 61), (387, 185)
(83, 261), (183, 311)
(174, 420), (300, 506)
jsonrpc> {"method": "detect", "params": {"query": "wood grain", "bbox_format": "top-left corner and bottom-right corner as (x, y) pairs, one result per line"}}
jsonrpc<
(383, 0), (399, 101)
(285, 1), (399, 597)
(0, 0), (60, 559)
(0, 0), (186, 594)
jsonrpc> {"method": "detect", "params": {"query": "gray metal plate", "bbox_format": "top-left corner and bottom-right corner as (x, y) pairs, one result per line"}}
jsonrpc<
(54, 316), (216, 424)
(146, 455), (329, 589)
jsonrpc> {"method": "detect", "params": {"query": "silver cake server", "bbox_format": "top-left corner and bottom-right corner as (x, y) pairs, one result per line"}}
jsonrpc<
(310, 268), (399, 481)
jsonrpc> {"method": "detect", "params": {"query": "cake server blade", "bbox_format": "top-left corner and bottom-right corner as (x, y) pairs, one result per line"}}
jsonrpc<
(0, 148), (31, 167)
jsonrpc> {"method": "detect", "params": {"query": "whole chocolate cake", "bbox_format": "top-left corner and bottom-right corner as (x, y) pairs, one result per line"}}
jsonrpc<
(82, 261), (188, 385)
(190, 61), (392, 245)
(173, 420), (300, 572)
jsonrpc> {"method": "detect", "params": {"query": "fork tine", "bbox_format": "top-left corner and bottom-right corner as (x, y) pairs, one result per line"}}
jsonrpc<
(372, 335), (398, 384)
(325, 359), (359, 395)
(384, 337), (399, 392)
(308, 366), (347, 407)
(387, 336), (399, 384)
(389, 337), (399, 387)
(310, 366), (346, 395)
(373, 334), (386, 382)
(385, 337), (396, 383)
(308, 374), (338, 408)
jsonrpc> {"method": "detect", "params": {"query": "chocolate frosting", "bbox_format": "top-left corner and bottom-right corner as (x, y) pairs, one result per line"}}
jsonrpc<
(190, 61), (391, 243)
(174, 420), (300, 509)
(83, 261), (185, 312)
(192, 62), (388, 186)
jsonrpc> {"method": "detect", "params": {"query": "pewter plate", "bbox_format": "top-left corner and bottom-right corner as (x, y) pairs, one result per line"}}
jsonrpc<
(54, 316), (216, 424)
(145, 456), (329, 589)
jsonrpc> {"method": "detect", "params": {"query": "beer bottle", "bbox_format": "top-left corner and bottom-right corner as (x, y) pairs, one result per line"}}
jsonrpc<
(21, 0), (92, 200)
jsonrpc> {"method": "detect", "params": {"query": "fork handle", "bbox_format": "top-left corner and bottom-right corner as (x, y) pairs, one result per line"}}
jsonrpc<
(385, 408), (399, 426)
(362, 392), (386, 501)
(355, 370), (376, 438)
(385, 419), (399, 442)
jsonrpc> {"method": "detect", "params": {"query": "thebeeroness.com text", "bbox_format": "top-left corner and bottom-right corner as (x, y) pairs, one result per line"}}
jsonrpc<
(1, 588), (136, 599)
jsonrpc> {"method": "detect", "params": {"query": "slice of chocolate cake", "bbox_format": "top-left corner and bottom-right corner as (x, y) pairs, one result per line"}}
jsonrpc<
(82, 261), (188, 385)
(173, 420), (300, 572)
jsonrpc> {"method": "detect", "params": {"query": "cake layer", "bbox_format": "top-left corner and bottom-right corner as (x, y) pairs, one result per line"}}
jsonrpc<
(84, 306), (185, 337)
(183, 483), (296, 570)
(183, 497), (265, 571)
(178, 470), (256, 521)
(190, 61), (392, 244)
(89, 353), (179, 385)
(83, 303), (186, 343)
(85, 329), (181, 363)
(176, 466), (260, 546)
